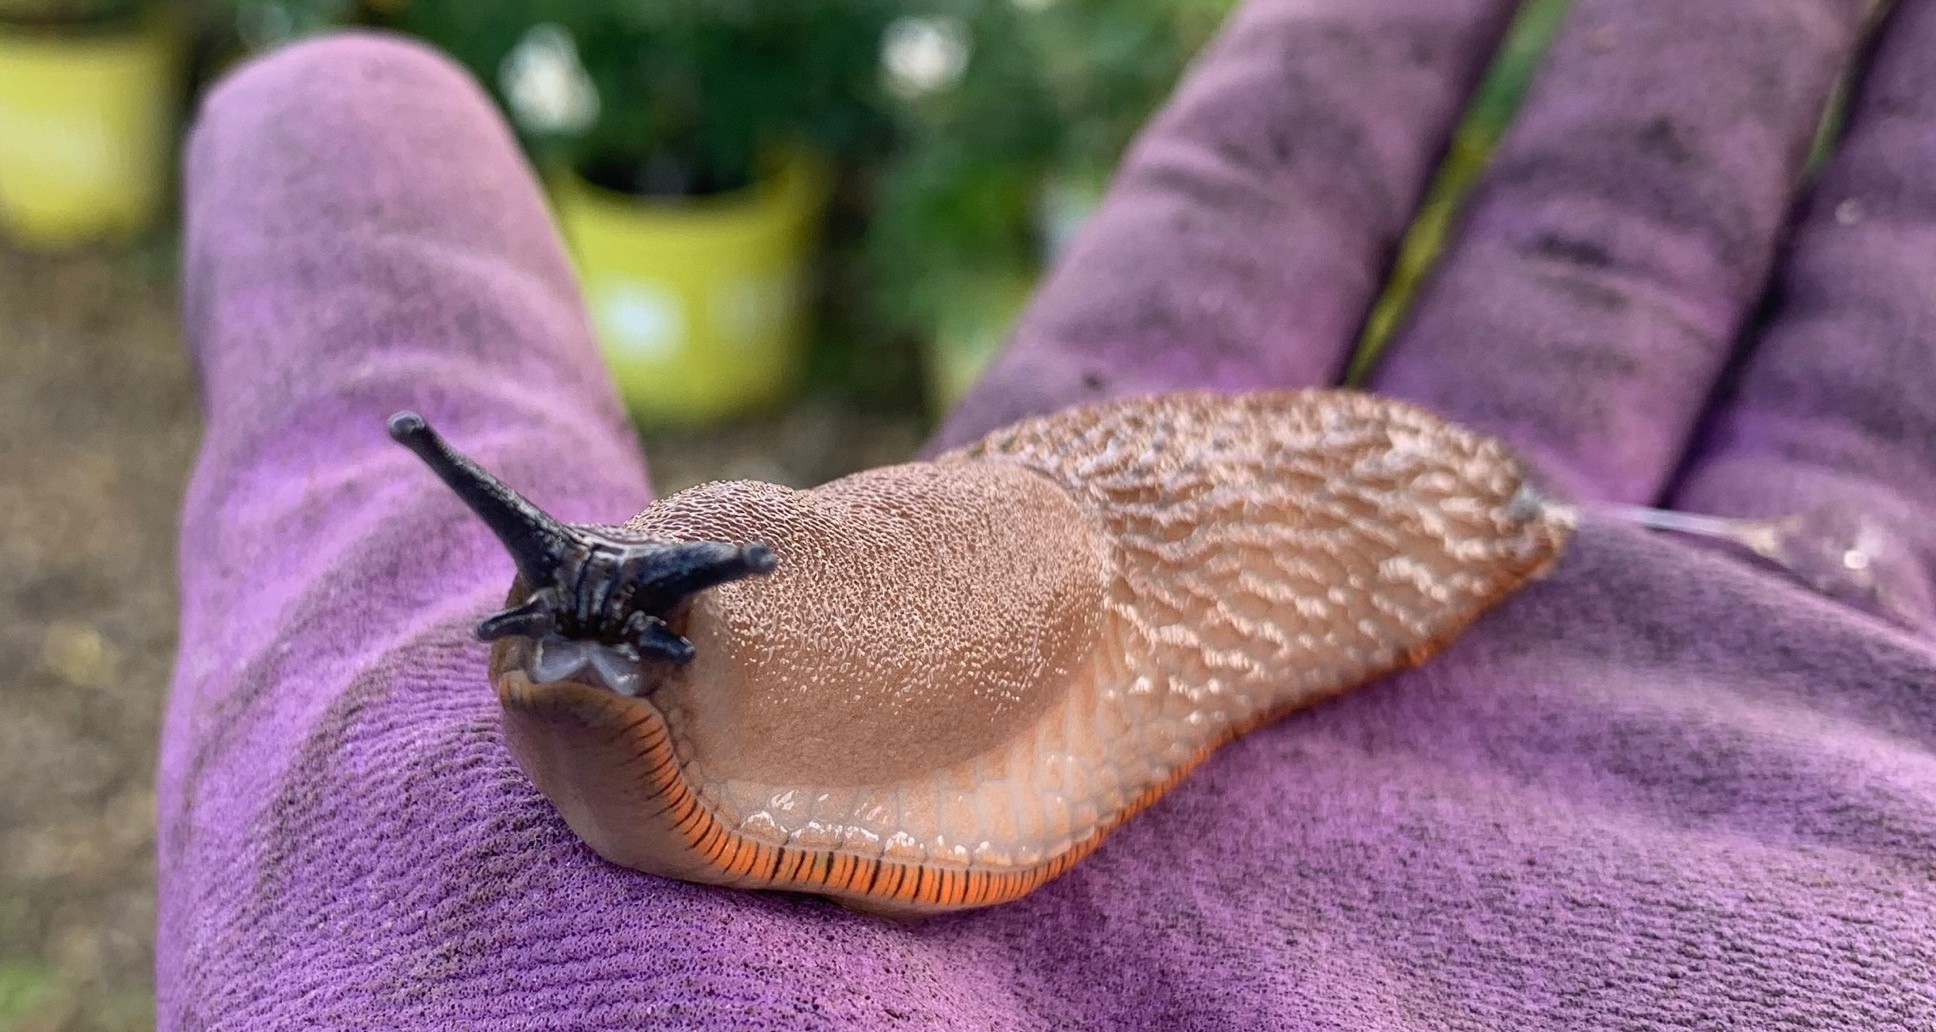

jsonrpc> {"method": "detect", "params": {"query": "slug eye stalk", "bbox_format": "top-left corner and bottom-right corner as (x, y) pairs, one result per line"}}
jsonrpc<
(386, 411), (777, 665)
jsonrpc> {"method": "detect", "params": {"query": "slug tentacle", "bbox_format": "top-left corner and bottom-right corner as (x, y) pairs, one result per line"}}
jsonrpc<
(622, 612), (695, 664)
(386, 411), (579, 587)
(388, 411), (778, 668)
(616, 541), (777, 616)
(476, 592), (558, 642)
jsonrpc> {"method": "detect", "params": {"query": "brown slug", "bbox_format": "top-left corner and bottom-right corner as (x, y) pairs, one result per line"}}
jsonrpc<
(389, 390), (1572, 916)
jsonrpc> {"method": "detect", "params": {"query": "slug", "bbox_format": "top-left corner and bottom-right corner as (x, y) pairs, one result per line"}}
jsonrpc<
(389, 390), (1572, 916)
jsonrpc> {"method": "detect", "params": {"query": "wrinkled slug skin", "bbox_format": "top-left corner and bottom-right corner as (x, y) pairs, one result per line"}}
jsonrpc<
(490, 390), (1573, 915)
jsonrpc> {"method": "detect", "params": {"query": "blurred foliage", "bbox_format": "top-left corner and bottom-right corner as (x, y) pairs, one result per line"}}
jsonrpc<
(862, 0), (1236, 345)
(1801, 0), (1900, 176)
(860, 0), (1056, 339)
(1350, 0), (1573, 379)
(385, 0), (897, 195)
(224, 0), (896, 195)
(210, 0), (1247, 411)
(0, 0), (145, 29)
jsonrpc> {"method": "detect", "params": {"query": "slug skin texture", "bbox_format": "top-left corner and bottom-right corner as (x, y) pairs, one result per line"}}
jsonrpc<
(489, 390), (1573, 915)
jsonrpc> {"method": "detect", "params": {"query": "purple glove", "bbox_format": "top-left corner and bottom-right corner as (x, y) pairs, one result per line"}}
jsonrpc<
(163, 1), (1936, 1028)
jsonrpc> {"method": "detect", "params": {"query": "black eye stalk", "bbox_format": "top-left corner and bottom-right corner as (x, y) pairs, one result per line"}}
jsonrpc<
(386, 412), (777, 665)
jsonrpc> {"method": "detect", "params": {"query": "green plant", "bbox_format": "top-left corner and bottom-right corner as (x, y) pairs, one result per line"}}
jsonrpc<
(860, 0), (1238, 391)
(0, 0), (144, 28)
(404, 0), (896, 195)
(222, 0), (896, 196)
(863, 0), (1055, 333)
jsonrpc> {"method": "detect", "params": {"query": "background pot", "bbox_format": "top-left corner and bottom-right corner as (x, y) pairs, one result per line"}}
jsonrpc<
(553, 147), (830, 426)
(0, 10), (179, 247)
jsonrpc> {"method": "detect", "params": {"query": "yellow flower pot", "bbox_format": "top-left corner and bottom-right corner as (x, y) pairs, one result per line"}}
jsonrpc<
(553, 149), (830, 425)
(0, 14), (179, 247)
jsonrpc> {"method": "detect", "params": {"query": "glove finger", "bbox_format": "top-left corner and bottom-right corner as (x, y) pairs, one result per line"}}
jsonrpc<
(1670, 0), (1936, 630)
(1369, 0), (1874, 503)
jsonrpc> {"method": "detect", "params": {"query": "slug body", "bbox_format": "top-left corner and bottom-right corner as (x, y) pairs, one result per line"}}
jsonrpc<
(395, 391), (1571, 916)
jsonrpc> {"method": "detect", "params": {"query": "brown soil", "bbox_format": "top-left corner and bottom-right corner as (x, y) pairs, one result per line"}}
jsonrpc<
(0, 237), (189, 1032)
(0, 237), (923, 1031)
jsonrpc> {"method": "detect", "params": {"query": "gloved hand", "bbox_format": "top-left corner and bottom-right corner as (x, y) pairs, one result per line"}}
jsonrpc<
(162, 1), (1936, 1028)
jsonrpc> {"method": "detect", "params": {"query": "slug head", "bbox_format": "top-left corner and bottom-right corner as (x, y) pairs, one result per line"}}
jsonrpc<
(386, 411), (777, 691)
